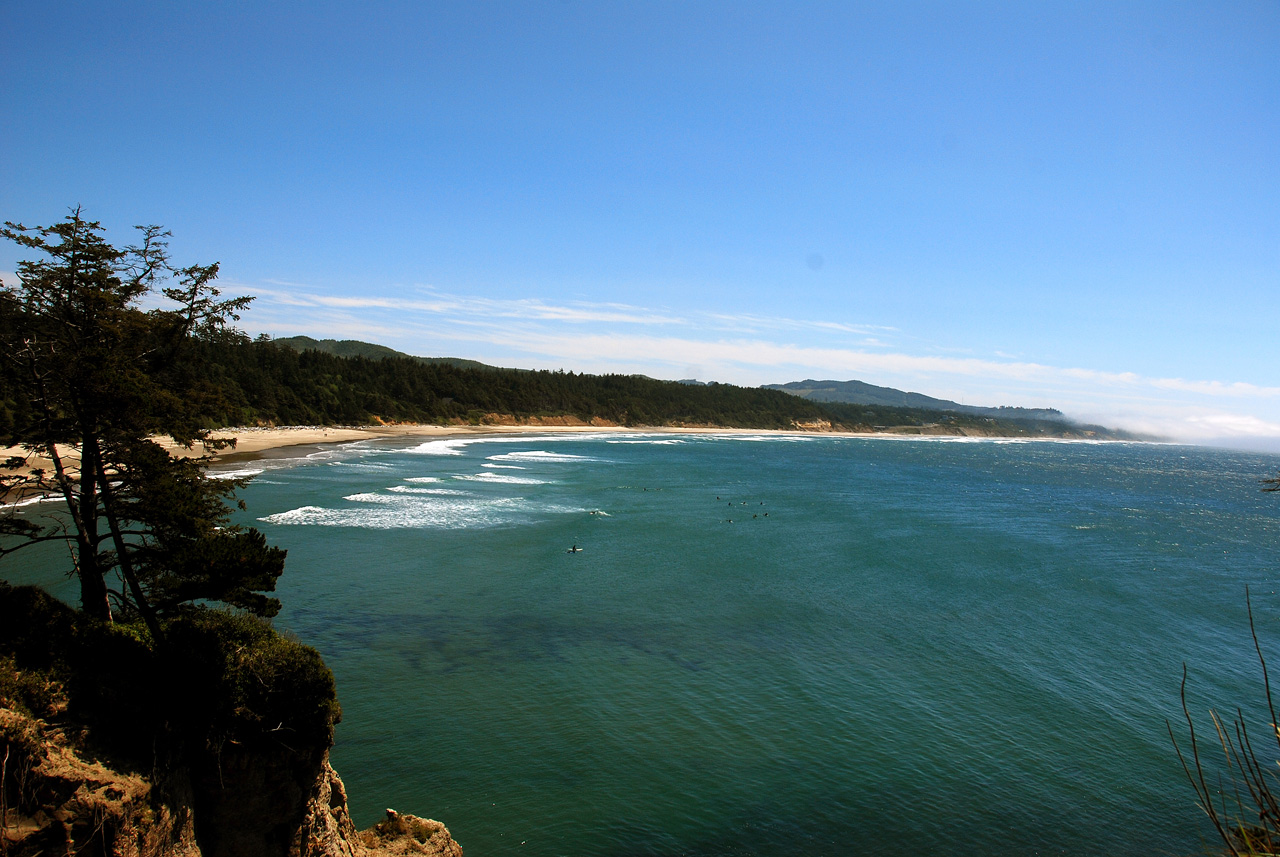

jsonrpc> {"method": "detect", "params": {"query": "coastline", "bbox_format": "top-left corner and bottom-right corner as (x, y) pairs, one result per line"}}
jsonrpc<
(169, 421), (1134, 465)
(0, 425), (800, 502)
(1, 421), (1140, 505)
(180, 422), (921, 464)
(166, 423), (849, 467)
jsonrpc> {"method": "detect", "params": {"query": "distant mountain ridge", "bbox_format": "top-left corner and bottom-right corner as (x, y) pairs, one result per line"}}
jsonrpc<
(764, 379), (1067, 422)
(272, 336), (497, 370)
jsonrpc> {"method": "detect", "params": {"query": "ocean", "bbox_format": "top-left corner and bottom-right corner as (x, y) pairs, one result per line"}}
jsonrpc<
(11, 433), (1280, 855)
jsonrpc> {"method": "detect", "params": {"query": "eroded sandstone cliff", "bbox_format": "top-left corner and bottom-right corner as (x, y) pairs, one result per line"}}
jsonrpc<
(0, 705), (461, 857)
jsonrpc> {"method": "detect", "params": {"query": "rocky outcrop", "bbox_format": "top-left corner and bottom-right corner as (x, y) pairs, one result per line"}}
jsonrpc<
(290, 759), (463, 857)
(1, 707), (462, 857)
(359, 811), (463, 857)
(294, 756), (363, 857)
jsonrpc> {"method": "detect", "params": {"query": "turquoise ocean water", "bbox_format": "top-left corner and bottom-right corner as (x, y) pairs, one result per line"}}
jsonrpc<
(10, 433), (1280, 855)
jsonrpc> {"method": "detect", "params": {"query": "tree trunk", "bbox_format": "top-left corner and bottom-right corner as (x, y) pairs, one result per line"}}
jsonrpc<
(97, 456), (164, 642)
(76, 437), (112, 621)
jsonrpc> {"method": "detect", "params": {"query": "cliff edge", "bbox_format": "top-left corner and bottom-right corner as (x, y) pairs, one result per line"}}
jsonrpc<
(0, 585), (461, 857)
(2, 693), (460, 857)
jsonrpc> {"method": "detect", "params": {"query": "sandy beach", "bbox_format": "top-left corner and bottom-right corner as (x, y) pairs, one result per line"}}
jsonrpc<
(168, 423), (852, 463)
(1, 423), (859, 503)
(3, 420), (1037, 504)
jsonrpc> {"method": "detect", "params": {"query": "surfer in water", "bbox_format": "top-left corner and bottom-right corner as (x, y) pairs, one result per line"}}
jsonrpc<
(568, 544), (583, 553)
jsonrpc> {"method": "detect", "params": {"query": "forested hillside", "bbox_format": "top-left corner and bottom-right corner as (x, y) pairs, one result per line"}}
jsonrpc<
(155, 336), (839, 429)
(273, 335), (495, 370)
(0, 324), (1134, 439)
(153, 337), (1133, 437)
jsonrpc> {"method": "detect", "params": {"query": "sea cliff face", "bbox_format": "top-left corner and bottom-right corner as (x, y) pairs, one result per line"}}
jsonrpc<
(1, 705), (200, 856)
(0, 585), (461, 857)
(0, 704), (461, 857)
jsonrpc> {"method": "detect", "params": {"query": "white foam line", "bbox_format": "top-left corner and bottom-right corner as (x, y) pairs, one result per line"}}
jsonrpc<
(343, 492), (398, 503)
(455, 473), (551, 485)
(486, 450), (599, 463)
(404, 432), (690, 456)
(258, 495), (586, 530)
(702, 434), (817, 443)
(605, 439), (686, 445)
(405, 439), (469, 456)
(841, 435), (1133, 446)
(208, 468), (265, 480)
(1, 493), (62, 508)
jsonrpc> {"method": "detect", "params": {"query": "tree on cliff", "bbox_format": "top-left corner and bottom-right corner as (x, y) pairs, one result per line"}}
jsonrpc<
(0, 209), (285, 638)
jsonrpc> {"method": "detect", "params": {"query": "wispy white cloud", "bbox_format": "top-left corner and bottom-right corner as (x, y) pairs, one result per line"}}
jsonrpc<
(241, 283), (898, 339)
(1182, 412), (1280, 437)
(702, 311), (897, 336)
(247, 285), (685, 325)
(447, 329), (1279, 405)
(1150, 377), (1280, 398)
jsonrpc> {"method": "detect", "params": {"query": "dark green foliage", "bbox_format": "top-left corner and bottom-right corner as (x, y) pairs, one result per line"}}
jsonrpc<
(0, 584), (338, 760)
(167, 338), (840, 428)
(0, 585), (339, 857)
(0, 586), (74, 718)
(152, 336), (1126, 437)
(164, 609), (340, 749)
(0, 654), (62, 719)
(0, 583), (77, 671)
(148, 529), (285, 617)
(106, 438), (285, 618)
(65, 616), (160, 748)
(1, 211), (283, 629)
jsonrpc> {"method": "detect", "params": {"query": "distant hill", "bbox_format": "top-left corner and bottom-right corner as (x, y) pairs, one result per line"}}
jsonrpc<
(764, 379), (1067, 422)
(272, 336), (496, 371)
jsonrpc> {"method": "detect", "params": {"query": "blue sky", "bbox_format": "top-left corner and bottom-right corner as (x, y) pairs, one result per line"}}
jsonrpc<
(3, 2), (1278, 448)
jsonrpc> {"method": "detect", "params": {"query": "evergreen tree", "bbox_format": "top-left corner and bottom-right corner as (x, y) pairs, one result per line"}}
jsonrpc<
(0, 209), (284, 639)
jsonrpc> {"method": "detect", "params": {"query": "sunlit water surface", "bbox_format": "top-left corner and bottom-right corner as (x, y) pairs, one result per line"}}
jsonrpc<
(11, 433), (1280, 856)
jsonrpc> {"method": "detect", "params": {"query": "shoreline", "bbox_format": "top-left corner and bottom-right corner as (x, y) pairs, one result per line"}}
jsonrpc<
(179, 422), (1006, 464)
(178, 421), (1144, 464)
(1, 422), (1150, 505)
(0, 425), (814, 503)
(172, 423), (852, 464)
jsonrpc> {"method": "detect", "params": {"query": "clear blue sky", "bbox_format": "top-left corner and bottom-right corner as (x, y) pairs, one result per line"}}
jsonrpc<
(3, 2), (1278, 448)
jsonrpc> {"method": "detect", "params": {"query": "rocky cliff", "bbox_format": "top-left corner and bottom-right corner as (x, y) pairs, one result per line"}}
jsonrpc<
(0, 585), (462, 857)
(1, 705), (461, 857)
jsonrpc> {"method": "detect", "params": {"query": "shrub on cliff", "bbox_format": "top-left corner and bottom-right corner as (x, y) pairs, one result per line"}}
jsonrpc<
(165, 608), (341, 751)
(0, 654), (62, 720)
(0, 584), (339, 765)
